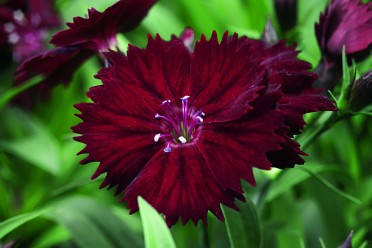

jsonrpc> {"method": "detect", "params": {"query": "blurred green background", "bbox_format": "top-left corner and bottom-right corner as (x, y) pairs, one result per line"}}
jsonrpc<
(0, 0), (372, 247)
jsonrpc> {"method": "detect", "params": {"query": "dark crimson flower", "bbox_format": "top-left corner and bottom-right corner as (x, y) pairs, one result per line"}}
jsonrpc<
(0, 0), (60, 61)
(314, 0), (372, 90)
(274, 0), (297, 33)
(14, 0), (156, 96)
(73, 32), (335, 227)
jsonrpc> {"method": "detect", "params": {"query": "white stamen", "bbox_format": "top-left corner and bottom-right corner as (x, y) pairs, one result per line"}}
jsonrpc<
(180, 95), (190, 100)
(178, 136), (187, 144)
(196, 116), (203, 122)
(155, 113), (161, 118)
(8, 33), (20, 44)
(162, 99), (171, 104)
(13, 10), (25, 22)
(164, 146), (172, 153)
(4, 23), (15, 33)
(154, 133), (161, 142)
(201, 112), (205, 116)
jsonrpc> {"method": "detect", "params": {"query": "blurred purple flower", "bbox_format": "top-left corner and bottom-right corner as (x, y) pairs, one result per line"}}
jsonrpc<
(73, 31), (335, 227)
(14, 0), (156, 97)
(314, 0), (372, 90)
(0, 0), (60, 62)
(315, 0), (372, 66)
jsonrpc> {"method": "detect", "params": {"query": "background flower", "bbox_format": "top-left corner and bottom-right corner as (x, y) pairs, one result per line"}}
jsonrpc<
(0, 0), (60, 62)
(314, 0), (372, 90)
(13, 0), (156, 98)
(315, 0), (372, 66)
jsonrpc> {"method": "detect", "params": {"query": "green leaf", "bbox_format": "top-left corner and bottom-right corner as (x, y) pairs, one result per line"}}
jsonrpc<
(265, 164), (329, 202)
(222, 197), (262, 248)
(138, 197), (176, 248)
(0, 75), (43, 110)
(31, 225), (70, 248)
(338, 46), (356, 111)
(50, 196), (143, 248)
(0, 208), (50, 239)
(299, 167), (361, 205)
(0, 115), (61, 175)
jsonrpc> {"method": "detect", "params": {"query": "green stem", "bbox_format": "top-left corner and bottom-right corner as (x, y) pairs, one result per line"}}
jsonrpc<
(299, 167), (361, 205)
(0, 76), (42, 109)
(300, 112), (348, 150)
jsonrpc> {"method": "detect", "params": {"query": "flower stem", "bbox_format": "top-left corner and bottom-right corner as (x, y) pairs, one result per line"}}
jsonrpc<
(300, 112), (337, 150)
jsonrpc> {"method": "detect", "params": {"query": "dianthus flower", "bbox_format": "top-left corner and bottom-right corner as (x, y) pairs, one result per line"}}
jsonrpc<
(0, 0), (60, 61)
(316, 0), (372, 65)
(314, 0), (372, 89)
(73, 32), (335, 227)
(14, 0), (156, 96)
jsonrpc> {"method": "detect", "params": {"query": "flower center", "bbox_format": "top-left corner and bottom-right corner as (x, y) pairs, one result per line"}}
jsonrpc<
(154, 96), (204, 152)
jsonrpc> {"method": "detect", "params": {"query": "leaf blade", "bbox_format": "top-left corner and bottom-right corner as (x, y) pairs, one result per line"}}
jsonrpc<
(138, 197), (176, 248)
(222, 197), (262, 248)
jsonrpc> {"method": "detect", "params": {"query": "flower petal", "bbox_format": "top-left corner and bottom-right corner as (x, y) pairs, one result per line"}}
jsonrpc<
(14, 47), (93, 96)
(195, 110), (284, 192)
(123, 145), (240, 227)
(73, 102), (159, 195)
(50, 0), (156, 51)
(191, 32), (268, 122)
(266, 126), (306, 168)
(108, 36), (192, 101)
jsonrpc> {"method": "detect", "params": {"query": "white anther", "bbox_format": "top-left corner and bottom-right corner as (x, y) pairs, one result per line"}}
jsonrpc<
(155, 113), (161, 118)
(13, 10), (25, 22)
(178, 136), (187, 144)
(162, 99), (171, 104)
(201, 112), (205, 116)
(4, 23), (15, 33)
(154, 133), (161, 142)
(8, 33), (19, 44)
(196, 116), (203, 123)
(180, 95), (190, 100)
(164, 146), (172, 153)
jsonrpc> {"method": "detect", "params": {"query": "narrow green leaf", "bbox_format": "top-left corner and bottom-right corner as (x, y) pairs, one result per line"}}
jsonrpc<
(266, 164), (329, 202)
(0, 75), (43, 110)
(0, 208), (50, 239)
(222, 197), (262, 248)
(338, 46), (356, 111)
(0, 116), (61, 175)
(138, 197), (176, 248)
(341, 46), (350, 94)
(351, 111), (372, 116)
(50, 196), (143, 248)
(31, 225), (70, 248)
(299, 167), (362, 205)
(319, 237), (327, 248)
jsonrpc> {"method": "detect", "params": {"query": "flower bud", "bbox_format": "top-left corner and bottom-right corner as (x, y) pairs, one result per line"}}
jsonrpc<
(274, 0), (297, 33)
(261, 17), (278, 46)
(338, 231), (353, 248)
(350, 71), (372, 111)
